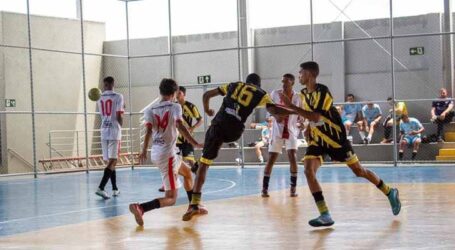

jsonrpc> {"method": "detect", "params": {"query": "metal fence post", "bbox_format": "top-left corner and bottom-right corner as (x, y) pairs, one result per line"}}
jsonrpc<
(25, 0), (38, 178)
(390, 0), (398, 167)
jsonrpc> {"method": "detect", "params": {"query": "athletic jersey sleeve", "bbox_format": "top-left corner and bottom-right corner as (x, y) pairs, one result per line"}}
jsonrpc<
(315, 88), (333, 113)
(192, 105), (202, 121)
(257, 93), (273, 108)
(361, 105), (367, 117)
(218, 83), (230, 96)
(116, 94), (125, 114)
(143, 108), (153, 128)
(174, 104), (183, 122)
(415, 119), (423, 130)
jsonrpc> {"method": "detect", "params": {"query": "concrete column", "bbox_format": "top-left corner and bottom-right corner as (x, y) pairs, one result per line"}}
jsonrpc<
(443, 0), (453, 96)
(238, 0), (251, 79)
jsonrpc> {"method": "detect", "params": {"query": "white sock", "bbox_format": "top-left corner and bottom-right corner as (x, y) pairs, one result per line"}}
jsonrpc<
(359, 131), (366, 140)
(258, 156), (264, 163)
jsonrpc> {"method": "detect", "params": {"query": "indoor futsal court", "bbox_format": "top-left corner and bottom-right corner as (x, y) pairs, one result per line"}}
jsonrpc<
(2, 0), (455, 249)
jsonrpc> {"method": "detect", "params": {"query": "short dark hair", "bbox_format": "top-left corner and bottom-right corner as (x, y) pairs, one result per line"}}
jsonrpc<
(103, 76), (115, 85)
(159, 78), (178, 96)
(246, 73), (261, 87)
(179, 86), (186, 95)
(300, 61), (319, 77)
(347, 93), (355, 99)
(283, 73), (295, 82)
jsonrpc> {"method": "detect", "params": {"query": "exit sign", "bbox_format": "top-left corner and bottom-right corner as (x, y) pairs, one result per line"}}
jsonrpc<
(5, 99), (16, 107)
(410, 47), (424, 56)
(197, 75), (211, 84)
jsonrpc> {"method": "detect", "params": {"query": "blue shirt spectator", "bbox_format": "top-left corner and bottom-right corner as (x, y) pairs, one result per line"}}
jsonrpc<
(362, 103), (382, 124)
(400, 117), (424, 138)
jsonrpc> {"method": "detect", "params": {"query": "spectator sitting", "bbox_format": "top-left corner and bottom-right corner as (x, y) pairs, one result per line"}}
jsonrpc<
(342, 94), (363, 141)
(399, 114), (424, 161)
(250, 118), (273, 163)
(381, 97), (408, 144)
(358, 102), (382, 144)
(431, 88), (454, 142)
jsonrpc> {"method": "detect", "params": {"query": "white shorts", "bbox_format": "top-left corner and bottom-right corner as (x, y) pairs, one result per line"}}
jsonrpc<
(152, 154), (183, 191)
(268, 137), (298, 154)
(102, 140), (120, 161)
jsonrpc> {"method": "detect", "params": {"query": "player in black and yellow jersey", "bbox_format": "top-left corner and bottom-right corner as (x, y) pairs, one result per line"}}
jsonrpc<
(176, 86), (203, 172)
(182, 73), (289, 221)
(279, 61), (401, 227)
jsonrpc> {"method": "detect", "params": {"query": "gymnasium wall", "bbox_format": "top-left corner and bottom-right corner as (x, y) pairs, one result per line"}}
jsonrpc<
(0, 12), (105, 173)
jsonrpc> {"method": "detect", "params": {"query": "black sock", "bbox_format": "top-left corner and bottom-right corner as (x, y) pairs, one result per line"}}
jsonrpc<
(111, 170), (118, 190)
(263, 175), (270, 190)
(98, 168), (113, 190)
(290, 172), (297, 187)
(412, 151), (417, 160)
(140, 199), (161, 213)
(312, 191), (324, 202)
(398, 152), (403, 160)
(186, 190), (193, 203)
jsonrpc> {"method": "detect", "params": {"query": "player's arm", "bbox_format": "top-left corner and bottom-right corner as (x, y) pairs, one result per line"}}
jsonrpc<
(139, 124), (152, 164)
(116, 95), (125, 126)
(203, 88), (223, 116)
(117, 112), (124, 127)
(176, 120), (203, 148)
(413, 122), (425, 135)
(277, 93), (321, 122)
(191, 106), (203, 132)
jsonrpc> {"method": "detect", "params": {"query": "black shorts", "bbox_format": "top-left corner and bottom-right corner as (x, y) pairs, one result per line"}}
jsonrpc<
(177, 142), (194, 158)
(200, 123), (244, 165)
(304, 140), (359, 165)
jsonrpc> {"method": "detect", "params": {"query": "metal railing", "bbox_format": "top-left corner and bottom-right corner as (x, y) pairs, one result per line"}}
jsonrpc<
(47, 128), (141, 162)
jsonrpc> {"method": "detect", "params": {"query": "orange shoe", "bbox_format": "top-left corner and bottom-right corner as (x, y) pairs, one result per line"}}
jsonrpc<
(129, 203), (144, 226)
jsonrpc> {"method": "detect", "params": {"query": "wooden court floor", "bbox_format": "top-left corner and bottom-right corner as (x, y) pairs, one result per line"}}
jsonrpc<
(1, 183), (454, 249)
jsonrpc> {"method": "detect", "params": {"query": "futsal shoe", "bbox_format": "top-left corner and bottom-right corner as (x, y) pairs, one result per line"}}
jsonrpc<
(112, 189), (120, 196)
(261, 189), (270, 198)
(308, 213), (335, 227)
(198, 204), (209, 215)
(158, 186), (165, 192)
(387, 188), (401, 216)
(290, 186), (298, 197)
(129, 203), (144, 226)
(95, 188), (110, 199)
(182, 205), (200, 221)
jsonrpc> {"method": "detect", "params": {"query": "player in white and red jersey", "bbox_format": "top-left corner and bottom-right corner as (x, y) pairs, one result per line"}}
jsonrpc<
(95, 76), (125, 200)
(262, 73), (302, 198)
(128, 78), (206, 227)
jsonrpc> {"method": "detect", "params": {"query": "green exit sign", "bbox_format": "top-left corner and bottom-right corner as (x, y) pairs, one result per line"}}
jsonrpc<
(197, 75), (211, 84)
(410, 47), (424, 56)
(5, 99), (16, 107)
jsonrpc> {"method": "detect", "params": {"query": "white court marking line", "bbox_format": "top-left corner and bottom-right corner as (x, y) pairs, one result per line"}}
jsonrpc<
(0, 178), (237, 225)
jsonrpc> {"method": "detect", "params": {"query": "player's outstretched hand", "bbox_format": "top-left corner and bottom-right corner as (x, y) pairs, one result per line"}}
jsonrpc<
(278, 93), (293, 107)
(206, 109), (215, 116)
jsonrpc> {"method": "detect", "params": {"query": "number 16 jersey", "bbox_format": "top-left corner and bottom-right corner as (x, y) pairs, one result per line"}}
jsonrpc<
(212, 82), (273, 128)
(143, 100), (183, 161)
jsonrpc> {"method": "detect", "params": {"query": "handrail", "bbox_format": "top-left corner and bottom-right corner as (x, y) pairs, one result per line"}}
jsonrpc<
(7, 148), (35, 171)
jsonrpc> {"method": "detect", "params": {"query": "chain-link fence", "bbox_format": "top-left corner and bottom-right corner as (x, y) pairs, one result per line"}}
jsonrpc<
(1, 0), (454, 177)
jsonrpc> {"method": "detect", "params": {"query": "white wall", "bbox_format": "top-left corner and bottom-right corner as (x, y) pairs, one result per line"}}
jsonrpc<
(0, 12), (105, 173)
